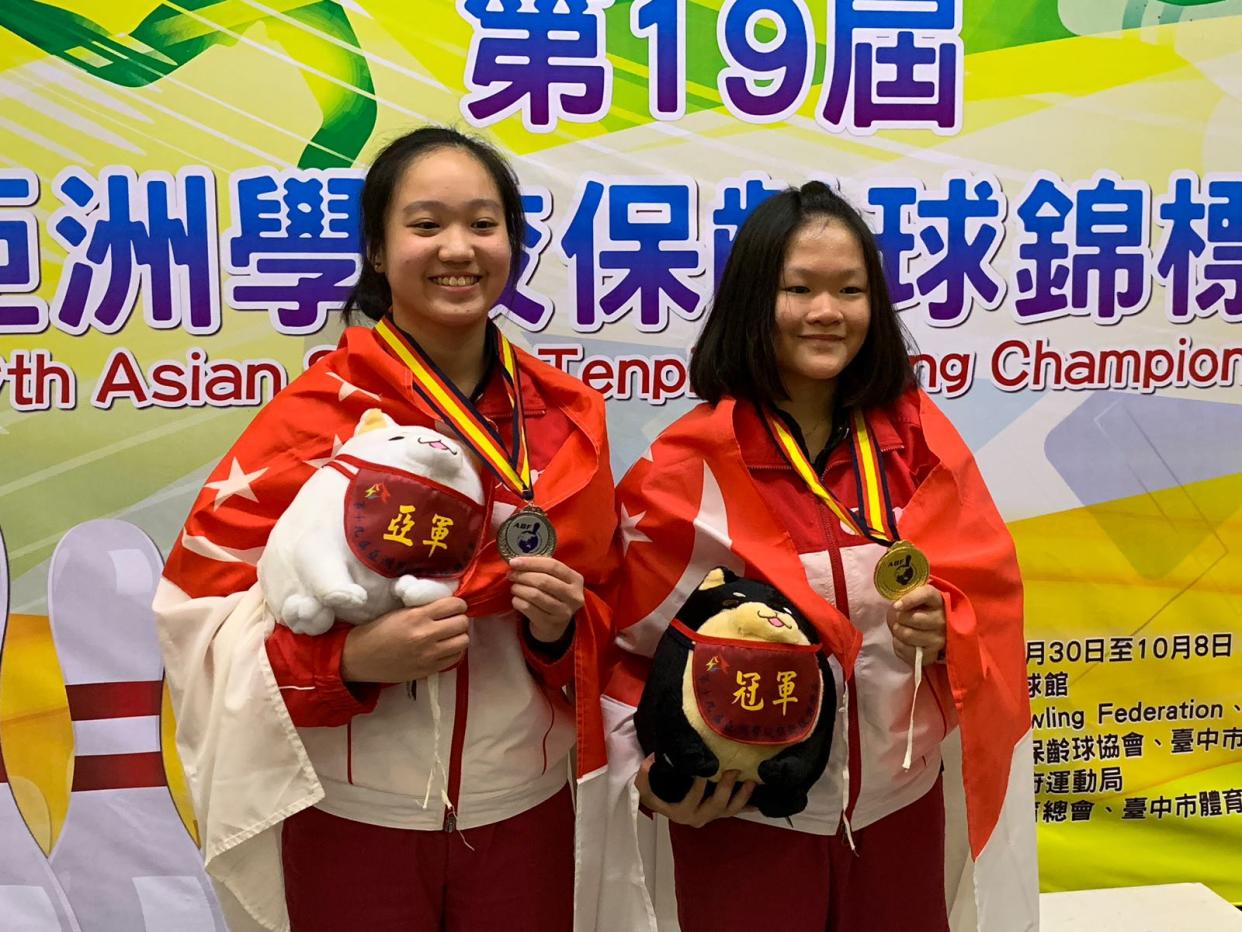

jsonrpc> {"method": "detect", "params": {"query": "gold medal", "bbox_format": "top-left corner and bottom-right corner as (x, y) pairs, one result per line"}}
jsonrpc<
(763, 407), (934, 602)
(497, 505), (557, 561)
(873, 539), (930, 601)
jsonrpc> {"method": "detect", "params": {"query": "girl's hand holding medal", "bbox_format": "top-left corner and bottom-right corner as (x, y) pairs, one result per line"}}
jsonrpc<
(508, 555), (584, 643)
(885, 584), (947, 667)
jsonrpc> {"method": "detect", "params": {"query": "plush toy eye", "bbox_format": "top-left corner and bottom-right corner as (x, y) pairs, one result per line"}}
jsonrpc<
(388, 435), (405, 442)
(720, 598), (740, 609)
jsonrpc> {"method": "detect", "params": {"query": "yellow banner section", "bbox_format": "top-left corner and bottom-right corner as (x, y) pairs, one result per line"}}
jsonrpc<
(1014, 469), (1242, 895)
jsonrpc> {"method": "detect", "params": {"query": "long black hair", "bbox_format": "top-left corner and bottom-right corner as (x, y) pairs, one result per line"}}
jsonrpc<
(690, 180), (915, 409)
(343, 126), (525, 324)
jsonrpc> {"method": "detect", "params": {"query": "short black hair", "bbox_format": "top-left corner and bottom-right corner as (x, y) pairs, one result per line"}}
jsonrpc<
(690, 180), (916, 410)
(343, 125), (525, 324)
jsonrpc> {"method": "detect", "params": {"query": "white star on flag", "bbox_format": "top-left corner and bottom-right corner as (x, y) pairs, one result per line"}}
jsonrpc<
(204, 458), (268, 509)
(304, 434), (345, 471)
(619, 504), (651, 555)
(328, 373), (381, 402)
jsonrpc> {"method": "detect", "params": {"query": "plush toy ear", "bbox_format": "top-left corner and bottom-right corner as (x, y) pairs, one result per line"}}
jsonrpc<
(697, 566), (737, 591)
(354, 408), (396, 436)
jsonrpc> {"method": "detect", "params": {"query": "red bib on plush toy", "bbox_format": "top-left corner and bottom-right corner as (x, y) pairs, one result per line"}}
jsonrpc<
(332, 454), (486, 580)
(673, 619), (823, 746)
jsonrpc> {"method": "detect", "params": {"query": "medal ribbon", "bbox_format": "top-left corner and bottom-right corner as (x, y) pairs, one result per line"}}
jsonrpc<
(762, 407), (898, 546)
(376, 317), (533, 501)
(764, 409), (932, 770)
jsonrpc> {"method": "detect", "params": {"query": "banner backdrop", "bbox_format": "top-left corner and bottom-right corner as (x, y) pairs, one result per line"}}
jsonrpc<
(1, 1), (1241, 926)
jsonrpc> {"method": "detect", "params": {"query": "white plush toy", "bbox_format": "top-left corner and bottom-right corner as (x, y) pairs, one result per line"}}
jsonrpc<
(259, 408), (486, 636)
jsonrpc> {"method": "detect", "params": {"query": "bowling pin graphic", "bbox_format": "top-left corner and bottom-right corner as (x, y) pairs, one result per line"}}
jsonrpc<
(0, 526), (81, 932)
(46, 520), (225, 932)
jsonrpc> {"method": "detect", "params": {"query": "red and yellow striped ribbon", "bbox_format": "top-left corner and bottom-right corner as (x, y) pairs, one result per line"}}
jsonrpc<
(763, 408), (896, 546)
(375, 317), (532, 500)
(847, 408), (898, 542)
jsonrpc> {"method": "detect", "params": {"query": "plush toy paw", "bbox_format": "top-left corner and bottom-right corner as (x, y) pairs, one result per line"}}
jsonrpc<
(664, 738), (720, 780)
(758, 753), (813, 790)
(319, 583), (368, 612)
(280, 594), (335, 636)
(648, 755), (698, 806)
(393, 575), (455, 608)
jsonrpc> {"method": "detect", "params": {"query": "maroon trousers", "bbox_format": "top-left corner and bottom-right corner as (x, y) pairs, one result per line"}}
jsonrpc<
(281, 787), (574, 932)
(668, 778), (951, 932)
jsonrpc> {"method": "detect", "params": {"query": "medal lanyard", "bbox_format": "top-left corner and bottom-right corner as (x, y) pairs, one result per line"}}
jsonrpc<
(762, 407), (898, 547)
(375, 317), (534, 502)
(766, 404), (931, 769)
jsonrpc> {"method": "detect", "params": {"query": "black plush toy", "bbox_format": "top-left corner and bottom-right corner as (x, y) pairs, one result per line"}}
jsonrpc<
(635, 567), (836, 819)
